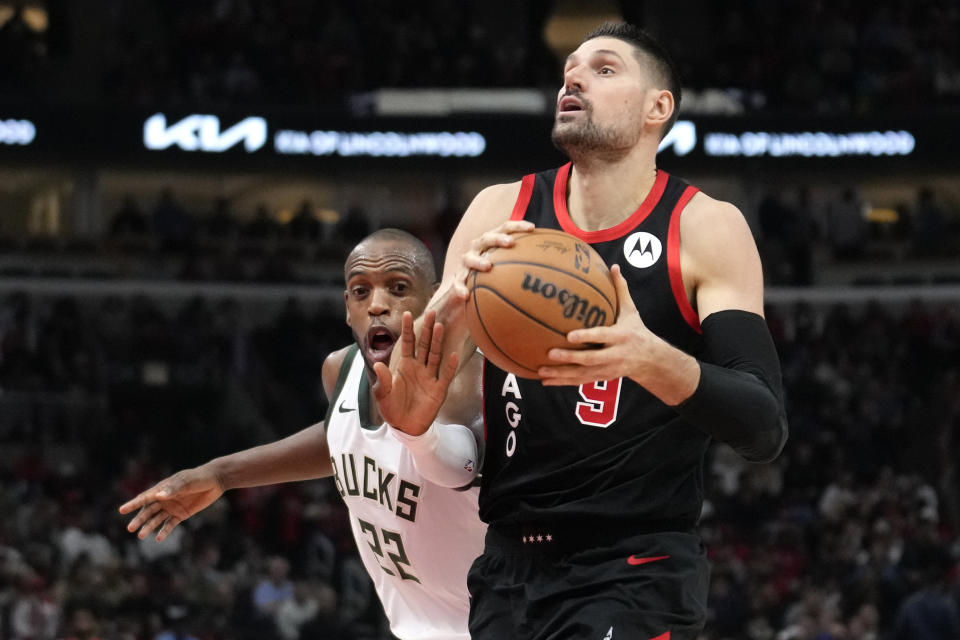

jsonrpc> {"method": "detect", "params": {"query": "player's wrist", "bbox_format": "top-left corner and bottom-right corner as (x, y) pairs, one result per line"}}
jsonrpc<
(631, 337), (700, 405)
(391, 421), (439, 449)
(390, 420), (432, 438)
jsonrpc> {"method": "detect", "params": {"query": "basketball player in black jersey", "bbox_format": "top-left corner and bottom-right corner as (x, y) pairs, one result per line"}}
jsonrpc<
(395, 22), (789, 640)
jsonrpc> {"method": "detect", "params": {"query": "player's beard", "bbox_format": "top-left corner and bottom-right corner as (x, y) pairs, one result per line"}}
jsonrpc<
(551, 105), (629, 157)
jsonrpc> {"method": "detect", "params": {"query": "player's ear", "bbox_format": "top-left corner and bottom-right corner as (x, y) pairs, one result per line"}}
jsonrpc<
(646, 88), (673, 131)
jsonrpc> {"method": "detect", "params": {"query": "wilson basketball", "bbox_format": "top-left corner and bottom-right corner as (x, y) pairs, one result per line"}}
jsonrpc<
(465, 228), (617, 378)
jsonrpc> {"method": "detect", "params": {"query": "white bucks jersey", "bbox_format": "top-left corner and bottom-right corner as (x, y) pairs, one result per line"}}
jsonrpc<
(325, 346), (485, 640)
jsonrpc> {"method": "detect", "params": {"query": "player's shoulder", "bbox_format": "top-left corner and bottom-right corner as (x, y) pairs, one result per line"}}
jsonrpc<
(683, 190), (746, 225)
(681, 190), (754, 248)
(467, 180), (524, 217)
(322, 345), (356, 399)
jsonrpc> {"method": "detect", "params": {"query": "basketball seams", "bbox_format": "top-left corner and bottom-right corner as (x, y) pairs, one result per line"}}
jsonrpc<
(465, 228), (617, 378)
(475, 260), (616, 314)
(472, 284), (570, 338)
(468, 271), (539, 378)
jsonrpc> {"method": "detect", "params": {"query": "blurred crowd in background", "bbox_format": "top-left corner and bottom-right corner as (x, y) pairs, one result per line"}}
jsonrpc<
(4, 0), (960, 111)
(0, 290), (958, 640)
(1, 181), (954, 287)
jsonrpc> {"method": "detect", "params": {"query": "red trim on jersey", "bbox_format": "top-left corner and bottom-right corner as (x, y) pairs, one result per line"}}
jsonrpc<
(667, 186), (701, 334)
(510, 173), (536, 220)
(553, 163), (670, 243)
(649, 633), (670, 640)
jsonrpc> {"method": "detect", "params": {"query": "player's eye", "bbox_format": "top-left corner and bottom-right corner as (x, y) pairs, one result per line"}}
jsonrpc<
(598, 66), (614, 75)
(391, 282), (410, 295)
(351, 286), (369, 298)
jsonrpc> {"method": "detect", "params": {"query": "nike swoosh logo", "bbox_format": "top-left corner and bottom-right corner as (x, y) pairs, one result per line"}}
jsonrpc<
(337, 404), (356, 413)
(626, 554), (670, 566)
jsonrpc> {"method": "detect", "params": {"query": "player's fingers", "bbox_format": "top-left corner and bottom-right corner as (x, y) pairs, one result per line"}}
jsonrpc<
(155, 515), (182, 542)
(119, 491), (152, 514)
(451, 269), (472, 299)
(466, 222), (534, 268)
(543, 345), (605, 367)
(137, 510), (171, 539)
(462, 250), (492, 272)
(495, 220), (535, 235)
(416, 310), (436, 364)
(564, 325), (614, 345)
(371, 362), (393, 400)
(400, 311), (416, 359)
(125, 501), (163, 532)
(610, 265), (636, 317)
(440, 351), (460, 386)
(540, 375), (596, 387)
(426, 321), (445, 371)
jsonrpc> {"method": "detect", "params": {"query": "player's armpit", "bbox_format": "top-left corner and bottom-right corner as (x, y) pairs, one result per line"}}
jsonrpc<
(674, 310), (788, 463)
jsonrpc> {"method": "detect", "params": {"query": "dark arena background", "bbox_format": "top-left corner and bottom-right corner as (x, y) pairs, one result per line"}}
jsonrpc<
(1, 2), (959, 639)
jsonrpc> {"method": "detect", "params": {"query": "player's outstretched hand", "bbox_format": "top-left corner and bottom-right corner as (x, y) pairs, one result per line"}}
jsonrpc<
(118, 467), (225, 541)
(374, 310), (459, 436)
(539, 264), (653, 386)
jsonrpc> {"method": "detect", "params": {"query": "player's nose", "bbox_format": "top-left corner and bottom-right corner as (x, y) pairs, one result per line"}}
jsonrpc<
(368, 287), (391, 315)
(562, 64), (587, 94)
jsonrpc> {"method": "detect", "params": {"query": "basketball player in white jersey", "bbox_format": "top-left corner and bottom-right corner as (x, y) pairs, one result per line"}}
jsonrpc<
(119, 229), (486, 640)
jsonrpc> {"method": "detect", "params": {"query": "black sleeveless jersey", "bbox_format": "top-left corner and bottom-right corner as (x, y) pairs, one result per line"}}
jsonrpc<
(479, 163), (710, 533)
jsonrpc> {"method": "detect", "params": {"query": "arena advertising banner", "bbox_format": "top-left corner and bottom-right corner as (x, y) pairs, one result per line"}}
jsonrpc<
(0, 107), (955, 172)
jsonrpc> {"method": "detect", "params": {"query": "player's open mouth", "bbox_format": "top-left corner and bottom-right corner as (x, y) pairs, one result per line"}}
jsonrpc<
(559, 96), (584, 112)
(366, 326), (397, 362)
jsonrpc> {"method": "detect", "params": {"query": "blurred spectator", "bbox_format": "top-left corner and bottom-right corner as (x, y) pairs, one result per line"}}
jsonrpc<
(912, 187), (949, 257)
(10, 574), (59, 640)
(58, 508), (117, 569)
(152, 189), (193, 253)
(274, 580), (319, 640)
(826, 187), (869, 260)
(244, 205), (281, 241)
(335, 206), (371, 247)
(252, 556), (293, 620)
(0, 3), (44, 94)
(57, 606), (104, 640)
(286, 200), (320, 242)
(204, 197), (239, 241)
(109, 196), (149, 239)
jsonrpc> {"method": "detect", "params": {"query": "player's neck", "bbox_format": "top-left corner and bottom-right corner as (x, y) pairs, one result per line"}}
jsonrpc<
(365, 369), (384, 426)
(566, 149), (658, 232)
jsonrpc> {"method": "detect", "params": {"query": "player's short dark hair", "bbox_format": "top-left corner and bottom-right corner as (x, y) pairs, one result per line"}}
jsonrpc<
(354, 228), (438, 284)
(583, 22), (682, 138)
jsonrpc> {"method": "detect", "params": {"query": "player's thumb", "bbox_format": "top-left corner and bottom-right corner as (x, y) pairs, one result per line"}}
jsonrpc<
(371, 362), (393, 399)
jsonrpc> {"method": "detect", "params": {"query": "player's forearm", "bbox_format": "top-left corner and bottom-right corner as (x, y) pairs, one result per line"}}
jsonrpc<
(670, 310), (788, 463)
(208, 422), (333, 490)
(628, 337), (702, 406)
(424, 281), (477, 373)
(391, 422), (480, 489)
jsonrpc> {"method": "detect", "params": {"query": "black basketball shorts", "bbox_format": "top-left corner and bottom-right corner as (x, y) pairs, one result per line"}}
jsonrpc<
(467, 527), (710, 640)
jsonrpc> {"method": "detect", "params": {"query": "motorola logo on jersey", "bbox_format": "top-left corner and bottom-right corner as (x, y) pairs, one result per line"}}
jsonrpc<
(623, 232), (662, 269)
